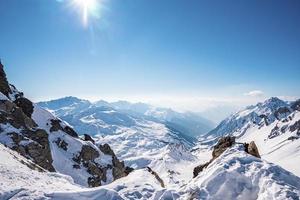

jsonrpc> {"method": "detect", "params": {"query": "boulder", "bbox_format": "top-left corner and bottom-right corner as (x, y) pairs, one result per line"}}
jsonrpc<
(244, 141), (260, 158)
(14, 97), (34, 118)
(212, 136), (235, 159)
(193, 136), (262, 178)
(79, 145), (100, 162)
(83, 134), (95, 144)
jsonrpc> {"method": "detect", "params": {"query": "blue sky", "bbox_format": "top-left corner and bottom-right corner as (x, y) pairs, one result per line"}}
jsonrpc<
(0, 0), (299, 112)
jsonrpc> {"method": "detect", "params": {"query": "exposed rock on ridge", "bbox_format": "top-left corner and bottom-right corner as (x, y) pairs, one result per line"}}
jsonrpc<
(193, 136), (260, 178)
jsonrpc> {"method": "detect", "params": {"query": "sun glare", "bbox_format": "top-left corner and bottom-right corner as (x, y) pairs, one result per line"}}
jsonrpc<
(72, 0), (100, 26)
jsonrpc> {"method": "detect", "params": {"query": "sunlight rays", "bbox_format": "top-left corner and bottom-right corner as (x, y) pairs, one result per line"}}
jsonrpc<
(71, 0), (102, 27)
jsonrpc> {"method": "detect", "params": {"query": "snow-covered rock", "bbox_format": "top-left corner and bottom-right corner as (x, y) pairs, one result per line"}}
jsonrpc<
(0, 63), (130, 188)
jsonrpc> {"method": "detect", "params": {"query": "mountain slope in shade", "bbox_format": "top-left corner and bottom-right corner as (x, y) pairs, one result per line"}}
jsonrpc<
(202, 97), (300, 176)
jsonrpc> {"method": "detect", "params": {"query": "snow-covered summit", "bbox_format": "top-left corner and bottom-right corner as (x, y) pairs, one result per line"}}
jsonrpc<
(200, 96), (300, 176)
(207, 97), (294, 138)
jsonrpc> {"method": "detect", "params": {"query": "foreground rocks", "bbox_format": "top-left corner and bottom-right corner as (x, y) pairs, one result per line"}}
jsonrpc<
(193, 136), (260, 178)
(0, 61), (132, 187)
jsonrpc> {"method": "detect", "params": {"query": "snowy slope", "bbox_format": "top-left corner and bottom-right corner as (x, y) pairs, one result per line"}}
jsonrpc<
(0, 64), (130, 188)
(0, 143), (162, 200)
(177, 145), (300, 200)
(2, 142), (300, 200)
(202, 97), (300, 176)
(0, 143), (81, 199)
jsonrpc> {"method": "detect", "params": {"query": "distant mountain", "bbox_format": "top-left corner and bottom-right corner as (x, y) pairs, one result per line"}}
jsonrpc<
(201, 97), (300, 176)
(38, 97), (214, 138)
(38, 97), (202, 170)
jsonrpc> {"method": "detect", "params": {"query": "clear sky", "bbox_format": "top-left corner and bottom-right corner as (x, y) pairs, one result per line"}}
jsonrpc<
(0, 0), (299, 112)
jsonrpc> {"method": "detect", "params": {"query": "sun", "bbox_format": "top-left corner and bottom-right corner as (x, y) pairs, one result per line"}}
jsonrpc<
(72, 0), (100, 26)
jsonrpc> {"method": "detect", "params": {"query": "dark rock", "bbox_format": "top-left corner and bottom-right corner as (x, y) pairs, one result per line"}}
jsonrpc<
(50, 119), (78, 138)
(88, 176), (102, 187)
(274, 107), (291, 120)
(23, 129), (55, 172)
(193, 136), (235, 178)
(73, 164), (81, 169)
(80, 145), (99, 161)
(291, 99), (300, 111)
(289, 120), (300, 133)
(112, 157), (126, 179)
(212, 136), (235, 159)
(244, 141), (261, 158)
(287, 136), (299, 141)
(54, 138), (68, 151)
(7, 129), (55, 172)
(99, 143), (131, 179)
(269, 125), (280, 139)
(147, 167), (165, 188)
(98, 143), (115, 156)
(14, 97), (34, 118)
(193, 136), (262, 178)
(64, 126), (78, 138)
(0, 61), (11, 97)
(0, 100), (36, 129)
(124, 166), (134, 175)
(10, 106), (37, 129)
(49, 119), (62, 132)
(259, 114), (269, 126)
(193, 162), (210, 178)
(83, 134), (95, 144)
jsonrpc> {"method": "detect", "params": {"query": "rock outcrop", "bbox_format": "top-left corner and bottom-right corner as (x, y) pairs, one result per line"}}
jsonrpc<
(244, 141), (261, 158)
(50, 119), (78, 138)
(0, 61), (11, 97)
(193, 136), (261, 178)
(212, 136), (235, 159)
(0, 61), (132, 187)
(14, 97), (34, 118)
(147, 167), (165, 188)
(83, 134), (95, 144)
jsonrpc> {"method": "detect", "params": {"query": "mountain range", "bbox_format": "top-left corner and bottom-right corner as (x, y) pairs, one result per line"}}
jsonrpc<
(0, 62), (300, 199)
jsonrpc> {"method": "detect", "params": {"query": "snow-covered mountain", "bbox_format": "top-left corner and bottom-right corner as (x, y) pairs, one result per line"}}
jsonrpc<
(38, 97), (201, 172)
(1, 61), (300, 200)
(0, 62), (131, 188)
(201, 97), (300, 176)
(38, 97), (214, 138)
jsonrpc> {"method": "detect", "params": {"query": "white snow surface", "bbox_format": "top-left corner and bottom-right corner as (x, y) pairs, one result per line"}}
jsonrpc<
(177, 145), (300, 200)
(1, 142), (300, 200)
